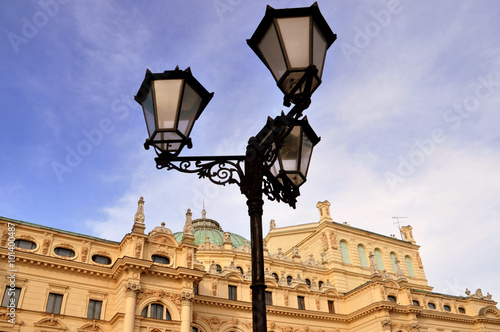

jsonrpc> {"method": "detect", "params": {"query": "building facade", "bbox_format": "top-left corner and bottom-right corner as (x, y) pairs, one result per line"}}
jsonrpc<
(1, 198), (499, 332)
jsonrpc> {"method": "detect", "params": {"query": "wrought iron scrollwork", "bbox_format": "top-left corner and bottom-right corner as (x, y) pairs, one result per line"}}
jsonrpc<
(155, 155), (245, 187)
(262, 170), (299, 208)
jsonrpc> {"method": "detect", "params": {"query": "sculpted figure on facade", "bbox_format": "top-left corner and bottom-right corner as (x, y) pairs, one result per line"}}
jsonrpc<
(395, 258), (406, 280)
(183, 209), (194, 235)
(369, 251), (379, 275)
(134, 196), (145, 224)
(270, 219), (276, 230)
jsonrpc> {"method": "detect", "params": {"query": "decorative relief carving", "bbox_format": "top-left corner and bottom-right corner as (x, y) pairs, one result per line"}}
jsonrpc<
(17, 234), (36, 241)
(135, 243), (142, 258)
(78, 320), (103, 331)
(81, 247), (89, 262)
(302, 254), (323, 268)
(198, 316), (229, 332)
(126, 282), (141, 294)
(284, 290), (289, 306)
(150, 328), (162, 332)
(328, 230), (338, 249)
(180, 291), (194, 301)
(136, 288), (181, 313)
(186, 253), (193, 268)
(1, 230), (8, 246)
(321, 233), (328, 251)
(212, 280), (217, 296)
(34, 314), (64, 328)
(42, 238), (51, 254)
(271, 248), (293, 261)
(150, 235), (175, 245)
(415, 252), (423, 269)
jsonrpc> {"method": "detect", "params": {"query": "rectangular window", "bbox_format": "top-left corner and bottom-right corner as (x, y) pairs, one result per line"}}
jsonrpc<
(193, 283), (199, 295)
(265, 291), (273, 305)
(87, 299), (103, 319)
(46, 293), (63, 314)
(328, 300), (335, 313)
(297, 296), (305, 310)
(1, 287), (21, 308)
(228, 285), (237, 300)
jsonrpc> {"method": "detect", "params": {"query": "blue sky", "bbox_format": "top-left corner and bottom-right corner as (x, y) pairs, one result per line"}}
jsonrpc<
(1, 1), (499, 301)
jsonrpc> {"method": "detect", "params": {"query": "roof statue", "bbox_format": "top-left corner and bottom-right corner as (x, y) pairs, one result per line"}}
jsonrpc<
(134, 196), (145, 224)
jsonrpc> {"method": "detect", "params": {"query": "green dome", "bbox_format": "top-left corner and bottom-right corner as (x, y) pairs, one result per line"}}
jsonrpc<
(173, 211), (249, 248)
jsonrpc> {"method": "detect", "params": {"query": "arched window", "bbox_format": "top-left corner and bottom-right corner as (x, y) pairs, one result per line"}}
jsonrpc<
(374, 249), (384, 270)
(237, 266), (244, 275)
(390, 252), (398, 273)
(272, 273), (279, 282)
(216, 264), (222, 273)
(54, 247), (75, 258)
(305, 279), (311, 288)
(357, 245), (368, 267)
(92, 255), (112, 265)
(318, 281), (324, 289)
(387, 295), (397, 303)
(286, 276), (293, 285)
(405, 256), (415, 277)
(141, 303), (171, 320)
(340, 240), (351, 264)
(14, 239), (36, 250)
(152, 255), (170, 265)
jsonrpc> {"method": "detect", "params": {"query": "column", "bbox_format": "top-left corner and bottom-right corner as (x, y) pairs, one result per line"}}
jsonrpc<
(180, 292), (194, 332)
(124, 282), (141, 332)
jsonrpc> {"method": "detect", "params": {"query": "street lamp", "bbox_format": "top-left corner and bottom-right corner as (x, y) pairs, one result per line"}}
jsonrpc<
(247, 2), (337, 107)
(134, 67), (214, 157)
(134, 3), (335, 332)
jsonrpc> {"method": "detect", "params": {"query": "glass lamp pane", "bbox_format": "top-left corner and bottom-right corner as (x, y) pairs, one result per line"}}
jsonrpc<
(312, 22), (327, 77)
(258, 24), (287, 81)
(178, 83), (203, 137)
(280, 126), (300, 171)
(153, 79), (183, 130)
(277, 17), (311, 68)
(153, 132), (182, 152)
(300, 131), (313, 175)
(142, 90), (156, 137)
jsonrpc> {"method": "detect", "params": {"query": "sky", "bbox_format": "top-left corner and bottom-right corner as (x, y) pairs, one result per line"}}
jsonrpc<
(1, 0), (499, 301)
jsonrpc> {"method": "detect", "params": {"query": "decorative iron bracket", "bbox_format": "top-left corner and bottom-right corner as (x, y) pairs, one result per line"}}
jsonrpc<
(155, 155), (245, 187)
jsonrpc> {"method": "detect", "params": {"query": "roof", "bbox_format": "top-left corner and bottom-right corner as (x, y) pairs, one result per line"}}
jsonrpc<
(173, 216), (250, 248)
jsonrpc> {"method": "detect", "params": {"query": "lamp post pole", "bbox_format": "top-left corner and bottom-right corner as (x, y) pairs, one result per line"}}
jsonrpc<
(134, 4), (336, 332)
(245, 137), (267, 331)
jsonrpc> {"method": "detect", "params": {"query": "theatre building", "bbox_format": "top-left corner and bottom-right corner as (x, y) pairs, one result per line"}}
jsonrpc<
(1, 199), (499, 331)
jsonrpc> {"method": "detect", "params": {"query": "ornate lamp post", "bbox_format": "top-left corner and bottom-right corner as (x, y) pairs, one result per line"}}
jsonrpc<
(134, 3), (336, 332)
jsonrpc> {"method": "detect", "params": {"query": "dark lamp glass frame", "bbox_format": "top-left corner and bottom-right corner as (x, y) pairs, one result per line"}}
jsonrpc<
(247, 2), (336, 106)
(134, 67), (214, 157)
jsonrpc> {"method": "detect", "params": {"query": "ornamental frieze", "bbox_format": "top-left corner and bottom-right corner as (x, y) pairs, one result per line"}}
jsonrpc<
(136, 288), (182, 313)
